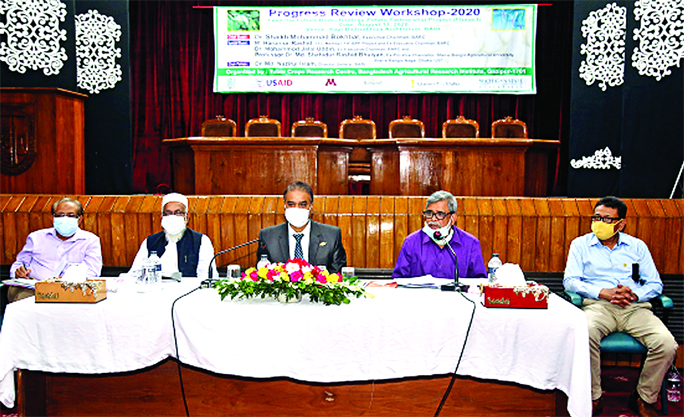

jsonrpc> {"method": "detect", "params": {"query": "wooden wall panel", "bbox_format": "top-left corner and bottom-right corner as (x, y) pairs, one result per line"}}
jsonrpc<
(1, 195), (682, 275)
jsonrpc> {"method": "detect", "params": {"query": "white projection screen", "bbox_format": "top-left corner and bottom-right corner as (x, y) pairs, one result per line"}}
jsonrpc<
(213, 5), (537, 94)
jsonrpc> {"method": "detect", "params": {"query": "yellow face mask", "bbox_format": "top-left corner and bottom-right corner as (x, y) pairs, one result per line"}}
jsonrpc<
(591, 219), (622, 240)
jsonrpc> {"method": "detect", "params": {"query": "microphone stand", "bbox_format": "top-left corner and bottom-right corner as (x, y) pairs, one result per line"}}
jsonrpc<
(201, 239), (259, 289)
(434, 230), (466, 292)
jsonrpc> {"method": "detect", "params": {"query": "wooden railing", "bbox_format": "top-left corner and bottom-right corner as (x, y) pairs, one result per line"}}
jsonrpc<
(1, 195), (682, 274)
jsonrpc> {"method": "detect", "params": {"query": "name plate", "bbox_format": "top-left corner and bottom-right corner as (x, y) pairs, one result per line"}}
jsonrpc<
(35, 280), (107, 303)
(483, 284), (548, 309)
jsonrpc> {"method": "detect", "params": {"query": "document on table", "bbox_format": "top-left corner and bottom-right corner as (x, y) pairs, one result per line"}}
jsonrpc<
(1, 278), (37, 289)
(393, 275), (444, 288)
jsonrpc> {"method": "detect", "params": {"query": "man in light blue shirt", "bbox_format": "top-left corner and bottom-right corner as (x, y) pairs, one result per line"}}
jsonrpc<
(564, 196), (676, 417)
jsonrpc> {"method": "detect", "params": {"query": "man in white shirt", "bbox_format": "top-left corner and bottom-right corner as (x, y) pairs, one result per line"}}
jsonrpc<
(127, 193), (217, 279)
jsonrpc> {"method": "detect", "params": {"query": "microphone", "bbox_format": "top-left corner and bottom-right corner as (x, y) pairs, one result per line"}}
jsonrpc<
(434, 230), (466, 292)
(201, 238), (259, 288)
(632, 263), (644, 286)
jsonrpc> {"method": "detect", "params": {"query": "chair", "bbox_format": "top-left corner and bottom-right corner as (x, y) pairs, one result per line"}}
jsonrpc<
(491, 116), (528, 138)
(245, 115), (281, 137)
(564, 291), (673, 415)
(388, 115), (425, 138)
(201, 115), (237, 137)
(339, 116), (377, 195)
(442, 116), (480, 138)
(291, 117), (327, 138)
(339, 115), (376, 140)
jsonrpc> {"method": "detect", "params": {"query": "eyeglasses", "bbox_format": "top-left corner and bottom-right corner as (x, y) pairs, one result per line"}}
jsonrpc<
(591, 215), (621, 224)
(422, 210), (453, 220)
(53, 213), (80, 218)
(162, 210), (186, 217)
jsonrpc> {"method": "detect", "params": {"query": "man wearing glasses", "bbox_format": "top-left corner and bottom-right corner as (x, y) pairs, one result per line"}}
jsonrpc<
(127, 193), (217, 278)
(564, 196), (676, 417)
(8, 198), (103, 302)
(256, 181), (347, 273)
(392, 190), (486, 279)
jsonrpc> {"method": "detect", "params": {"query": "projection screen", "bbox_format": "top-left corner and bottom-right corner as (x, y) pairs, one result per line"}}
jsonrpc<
(213, 5), (537, 94)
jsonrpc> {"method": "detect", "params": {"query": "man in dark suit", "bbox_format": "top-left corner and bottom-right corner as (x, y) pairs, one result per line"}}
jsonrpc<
(256, 181), (347, 273)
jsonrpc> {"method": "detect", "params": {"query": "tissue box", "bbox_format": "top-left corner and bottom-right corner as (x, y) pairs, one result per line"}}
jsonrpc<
(35, 280), (107, 303)
(483, 283), (549, 309)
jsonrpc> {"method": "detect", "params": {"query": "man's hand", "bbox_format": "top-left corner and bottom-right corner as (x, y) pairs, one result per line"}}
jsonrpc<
(15, 265), (32, 279)
(599, 284), (637, 308)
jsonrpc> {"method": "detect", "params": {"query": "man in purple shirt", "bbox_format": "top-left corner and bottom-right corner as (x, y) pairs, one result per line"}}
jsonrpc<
(8, 198), (103, 302)
(393, 191), (487, 279)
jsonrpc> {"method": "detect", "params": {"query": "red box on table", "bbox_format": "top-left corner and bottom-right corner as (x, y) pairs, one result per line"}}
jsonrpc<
(482, 284), (549, 309)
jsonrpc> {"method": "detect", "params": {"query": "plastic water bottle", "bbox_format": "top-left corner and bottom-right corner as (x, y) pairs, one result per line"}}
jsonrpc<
(256, 254), (270, 269)
(487, 253), (502, 283)
(667, 367), (681, 402)
(148, 251), (162, 284)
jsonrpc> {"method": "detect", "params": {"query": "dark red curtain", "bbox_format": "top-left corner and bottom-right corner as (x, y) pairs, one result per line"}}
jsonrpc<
(130, 0), (573, 194)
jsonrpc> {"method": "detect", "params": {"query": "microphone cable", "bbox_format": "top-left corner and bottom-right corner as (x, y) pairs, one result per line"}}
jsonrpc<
(170, 238), (257, 416)
(434, 290), (477, 417)
(170, 284), (202, 417)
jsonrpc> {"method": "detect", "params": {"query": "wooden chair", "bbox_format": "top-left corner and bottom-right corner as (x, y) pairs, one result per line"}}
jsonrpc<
(339, 115), (376, 140)
(565, 291), (672, 415)
(245, 115), (281, 137)
(389, 115), (425, 138)
(339, 116), (376, 195)
(442, 116), (479, 138)
(201, 116), (237, 137)
(491, 116), (528, 138)
(291, 117), (327, 138)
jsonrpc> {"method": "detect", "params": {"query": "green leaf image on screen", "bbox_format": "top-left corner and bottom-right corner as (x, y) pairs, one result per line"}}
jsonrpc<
(492, 9), (526, 30)
(226, 10), (260, 31)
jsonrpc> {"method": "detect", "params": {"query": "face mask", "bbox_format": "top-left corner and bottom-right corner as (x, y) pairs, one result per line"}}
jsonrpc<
(591, 219), (621, 241)
(161, 215), (187, 236)
(285, 208), (310, 228)
(423, 223), (453, 245)
(54, 217), (79, 237)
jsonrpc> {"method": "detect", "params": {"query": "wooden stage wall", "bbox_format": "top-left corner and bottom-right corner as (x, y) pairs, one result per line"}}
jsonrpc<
(1, 195), (682, 275)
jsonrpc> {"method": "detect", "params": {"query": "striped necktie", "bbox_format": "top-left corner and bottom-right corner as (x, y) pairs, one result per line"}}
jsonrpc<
(294, 233), (304, 259)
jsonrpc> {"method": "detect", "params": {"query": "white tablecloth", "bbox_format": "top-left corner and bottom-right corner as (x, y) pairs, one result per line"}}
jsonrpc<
(0, 281), (591, 417)
(0, 280), (199, 408)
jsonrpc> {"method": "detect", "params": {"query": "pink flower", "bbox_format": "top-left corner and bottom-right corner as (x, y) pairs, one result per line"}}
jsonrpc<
(316, 274), (327, 284)
(249, 270), (259, 281)
(290, 270), (303, 282)
(266, 270), (278, 281)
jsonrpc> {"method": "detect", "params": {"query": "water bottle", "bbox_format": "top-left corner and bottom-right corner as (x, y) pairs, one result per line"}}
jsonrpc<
(148, 251), (162, 283)
(256, 254), (270, 269)
(487, 253), (502, 283)
(137, 257), (157, 292)
(667, 367), (681, 403)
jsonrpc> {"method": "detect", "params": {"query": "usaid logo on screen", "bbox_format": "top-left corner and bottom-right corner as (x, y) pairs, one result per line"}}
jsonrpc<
(256, 79), (293, 88)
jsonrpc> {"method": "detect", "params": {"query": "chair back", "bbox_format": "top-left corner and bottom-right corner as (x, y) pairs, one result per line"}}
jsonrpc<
(201, 116), (237, 137)
(339, 115), (376, 139)
(442, 116), (479, 138)
(491, 116), (528, 138)
(245, 115), (281, 137)
(389, 115), (425, 138)
(292, 117), (328, 138)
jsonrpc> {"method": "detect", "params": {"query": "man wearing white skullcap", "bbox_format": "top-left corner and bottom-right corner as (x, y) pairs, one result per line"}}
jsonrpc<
(127, 193), (217, 278)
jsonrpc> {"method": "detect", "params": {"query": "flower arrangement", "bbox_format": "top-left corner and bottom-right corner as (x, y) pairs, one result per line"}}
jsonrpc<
(214, 259), (370, 306)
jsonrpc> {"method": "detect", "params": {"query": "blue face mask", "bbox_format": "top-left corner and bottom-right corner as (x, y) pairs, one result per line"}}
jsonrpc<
(54, 217), (79, 237)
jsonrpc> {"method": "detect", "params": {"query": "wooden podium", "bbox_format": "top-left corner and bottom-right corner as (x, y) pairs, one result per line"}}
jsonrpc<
(1, 88), (87, 194)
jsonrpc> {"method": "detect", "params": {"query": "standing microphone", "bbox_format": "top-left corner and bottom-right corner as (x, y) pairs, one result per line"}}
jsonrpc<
(434, 230), (466, 292)
(201, 239), (259, 288)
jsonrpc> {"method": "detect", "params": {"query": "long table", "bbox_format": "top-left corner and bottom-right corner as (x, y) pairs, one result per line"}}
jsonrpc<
(0, 279), (590, 416)
(162, 137), (559, 196)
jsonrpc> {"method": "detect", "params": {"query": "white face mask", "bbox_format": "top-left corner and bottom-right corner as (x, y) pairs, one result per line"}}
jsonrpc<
(53, 217), (79, 237)
(423, 223), (453, 245)
(285, 208), (310, 228)
(161, 215), (186, 236)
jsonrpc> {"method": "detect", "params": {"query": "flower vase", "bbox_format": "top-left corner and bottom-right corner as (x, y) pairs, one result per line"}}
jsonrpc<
(277, 292), (302, 303)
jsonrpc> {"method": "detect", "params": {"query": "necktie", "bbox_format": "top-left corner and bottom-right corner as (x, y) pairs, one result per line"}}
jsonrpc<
(294, 234), (304, 260)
